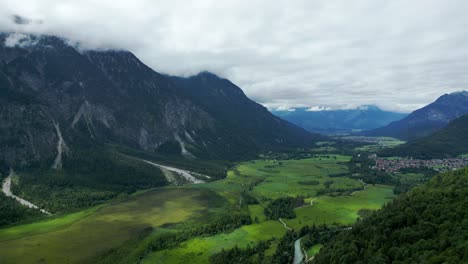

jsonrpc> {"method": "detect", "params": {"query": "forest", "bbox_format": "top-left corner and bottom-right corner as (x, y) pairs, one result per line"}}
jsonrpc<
(312, 168), (468, 263)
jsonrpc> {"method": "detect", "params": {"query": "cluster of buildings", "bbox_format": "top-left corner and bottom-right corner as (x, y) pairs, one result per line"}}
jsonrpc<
(372, 156), (468, 173)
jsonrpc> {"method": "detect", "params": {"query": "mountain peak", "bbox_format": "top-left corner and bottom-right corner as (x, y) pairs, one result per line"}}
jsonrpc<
(449, 90), (468, 96)
(365, 91), (468, 139)
(193, 71), (223, 80)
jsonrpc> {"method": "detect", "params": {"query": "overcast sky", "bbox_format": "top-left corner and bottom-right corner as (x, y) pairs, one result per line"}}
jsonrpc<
(1, 0), (468, 112)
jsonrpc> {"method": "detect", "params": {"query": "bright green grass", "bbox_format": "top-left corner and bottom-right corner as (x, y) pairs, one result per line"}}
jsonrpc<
(249, 204), (267, 222)
(141, 220), (287, 264)
(0, 207), (96, 241)
(197, 155), (359, 201)
(0, 188), (225, 264)
(249, 156), (361, 200)
(283, 185), (395, 229)
(306, 244), (322, 257)
(1, 154), (395, 263)
(458, 154), (468, 158)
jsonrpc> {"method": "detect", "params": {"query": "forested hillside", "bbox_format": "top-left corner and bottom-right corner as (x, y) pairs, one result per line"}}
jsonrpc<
(313, 167), (468, 263)
(380, 114), (468, 159)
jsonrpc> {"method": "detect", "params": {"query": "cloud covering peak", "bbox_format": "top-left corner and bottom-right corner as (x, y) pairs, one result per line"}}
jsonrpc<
(1, 0), (468, 112)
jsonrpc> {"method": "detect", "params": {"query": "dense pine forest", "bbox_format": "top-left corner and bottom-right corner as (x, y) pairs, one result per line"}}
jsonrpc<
(313, 168), (468, 263)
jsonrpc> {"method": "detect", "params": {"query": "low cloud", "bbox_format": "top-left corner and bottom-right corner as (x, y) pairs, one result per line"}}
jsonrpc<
(306, 106), (333, 112)
(1, 0), (468, 112)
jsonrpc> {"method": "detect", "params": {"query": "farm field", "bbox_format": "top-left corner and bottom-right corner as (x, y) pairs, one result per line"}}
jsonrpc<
(0, 155), (396, 263)
(283, 184), (395, 229)
(351, 137), (406, 152)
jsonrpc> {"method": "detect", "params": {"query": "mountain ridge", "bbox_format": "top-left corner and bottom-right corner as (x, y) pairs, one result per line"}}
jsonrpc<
(272, 105), (407, 133)
(379, 114), (468, 159)
(364, 91), (468, 140)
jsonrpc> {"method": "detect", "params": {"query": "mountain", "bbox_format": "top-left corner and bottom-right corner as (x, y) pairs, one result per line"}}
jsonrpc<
(380, 114), (468, 159)
(313, 167), (468, 263)
(0, 33), (317, 165)
(364, 91), (468, 140)
(0, 32), (319, 212)
(271, 105), (407, 134)
(169, 72), (318, 159)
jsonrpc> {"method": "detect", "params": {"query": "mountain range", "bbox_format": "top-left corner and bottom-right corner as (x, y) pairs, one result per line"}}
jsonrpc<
(0, 33), (317, 170)
(272, 105), (407, 134)
(364, 91), (468, 140)
(380, 114), (468, 159)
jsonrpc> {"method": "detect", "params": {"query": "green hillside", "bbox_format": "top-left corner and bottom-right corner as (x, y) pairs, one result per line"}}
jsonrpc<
(380, 114), (468, 158)
(313, 167), (468, 263)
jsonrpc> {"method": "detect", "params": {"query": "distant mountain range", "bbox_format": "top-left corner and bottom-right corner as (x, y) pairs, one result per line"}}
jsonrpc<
(365, 91), (468, 140)
(0, 32), (317, 173)
(272, 105), (407, 134)
(380, 114), (468, 159)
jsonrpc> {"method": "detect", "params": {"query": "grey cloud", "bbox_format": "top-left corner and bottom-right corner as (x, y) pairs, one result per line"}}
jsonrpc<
(1, 0), (468, 112)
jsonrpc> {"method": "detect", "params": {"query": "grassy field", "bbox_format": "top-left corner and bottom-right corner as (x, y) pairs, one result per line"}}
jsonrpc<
(0, 188), (227, 264)
(0, 154), (398, 263)
(142, 220), (286, 264)
(306, 244), (322, 257)
(283, 185), (395, 229)
(352, 137), (406, 152)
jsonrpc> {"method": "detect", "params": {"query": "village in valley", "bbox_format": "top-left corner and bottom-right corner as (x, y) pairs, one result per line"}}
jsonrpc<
(370, 154), (468, 173)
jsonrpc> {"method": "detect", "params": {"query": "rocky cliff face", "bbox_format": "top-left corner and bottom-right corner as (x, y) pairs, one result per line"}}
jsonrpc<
(0, 33), (316, 167)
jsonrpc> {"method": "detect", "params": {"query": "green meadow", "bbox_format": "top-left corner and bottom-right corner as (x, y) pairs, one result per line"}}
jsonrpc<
(142, 221), (286, 264)
(306, 244), (322, 257)
(0, 188), (227, 264)
(0, 155), (396, 263)
(354, 137), (406, 152)
(283, 185), (395, 229)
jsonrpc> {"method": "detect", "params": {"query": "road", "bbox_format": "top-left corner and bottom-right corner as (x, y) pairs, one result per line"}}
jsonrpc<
(2, 170), (50, 215)
(279, 218), (292, 231)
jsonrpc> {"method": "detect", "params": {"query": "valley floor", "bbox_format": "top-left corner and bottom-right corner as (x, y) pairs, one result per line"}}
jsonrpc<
(0, 155), (396, 264)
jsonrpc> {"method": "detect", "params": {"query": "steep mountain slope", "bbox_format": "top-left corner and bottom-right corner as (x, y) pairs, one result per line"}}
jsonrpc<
(0, 33), (317, 167)
(313, 167), (468, 264)
(272, 105), (406, 133)
(0, 32), (321, 216)
(365, 91), (468, 140)
(380, 114), (468, 159)
(170, 72), (320, 159)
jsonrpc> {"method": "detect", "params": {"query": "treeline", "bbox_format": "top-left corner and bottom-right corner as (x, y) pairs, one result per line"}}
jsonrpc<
(299, 224), (345, 251)
(313, 168), (468, 264)
(316, 179), (363, 196)
(12, 146), (169, 213)
(208, 224), (349, 264)
(138, 209), (252, 261)
(348, 155), (396, 185)
(0, 194), (43, 227)
(264, 197), (305, 220)
(393, 167), (438, 195)
(210, 241), (271, 264)
(271, 231), (297, 264)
